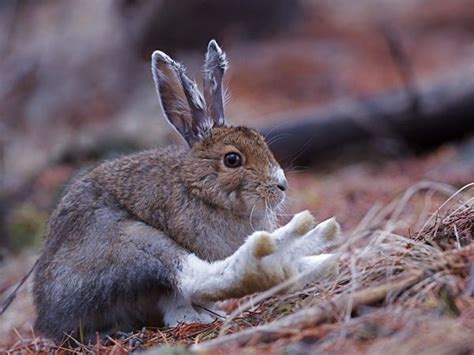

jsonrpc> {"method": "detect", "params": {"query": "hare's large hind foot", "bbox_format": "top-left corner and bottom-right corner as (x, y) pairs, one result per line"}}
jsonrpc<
(159, 294), (221, 327)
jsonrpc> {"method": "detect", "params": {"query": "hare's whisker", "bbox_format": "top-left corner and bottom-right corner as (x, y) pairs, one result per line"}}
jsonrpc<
(266, 133), (292, 147)
(249, 201), (258, 233)
(264, 199), (271, 229)
(286, 138), (314, 168)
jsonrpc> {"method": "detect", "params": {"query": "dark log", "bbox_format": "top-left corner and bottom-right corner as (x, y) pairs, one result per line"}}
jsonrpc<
(261, 72), (474, 168)
(119, 0), (302, 55)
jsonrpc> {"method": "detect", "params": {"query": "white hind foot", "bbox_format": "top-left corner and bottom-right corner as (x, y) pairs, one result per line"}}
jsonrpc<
(159, 294), (220, 326)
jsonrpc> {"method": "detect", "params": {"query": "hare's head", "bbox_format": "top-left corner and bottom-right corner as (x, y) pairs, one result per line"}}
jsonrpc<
(152, 40), (287, 222)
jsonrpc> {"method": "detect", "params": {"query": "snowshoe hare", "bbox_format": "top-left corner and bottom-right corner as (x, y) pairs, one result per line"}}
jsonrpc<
(33, 40), (341, 341)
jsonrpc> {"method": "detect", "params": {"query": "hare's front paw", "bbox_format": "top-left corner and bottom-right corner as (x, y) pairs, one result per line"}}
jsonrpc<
(177, 211), (341, 304)
(242, 211), (341, 291)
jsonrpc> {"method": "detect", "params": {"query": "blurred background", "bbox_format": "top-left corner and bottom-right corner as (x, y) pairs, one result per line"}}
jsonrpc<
(0, 0), (473, 345)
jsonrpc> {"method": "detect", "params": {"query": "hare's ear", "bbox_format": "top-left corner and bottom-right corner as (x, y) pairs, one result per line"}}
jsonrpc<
(203, 40), (228, 127)
(152, 51), (212, 146)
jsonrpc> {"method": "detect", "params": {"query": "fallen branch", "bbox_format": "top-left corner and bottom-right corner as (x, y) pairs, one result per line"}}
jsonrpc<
(262, 68), (474, 167)
(0, 259), (38, 317)
(192, 271), (424, 351)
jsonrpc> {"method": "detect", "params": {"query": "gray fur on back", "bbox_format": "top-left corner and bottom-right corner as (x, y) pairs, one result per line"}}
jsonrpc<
(33, 41), (282, 341)
(33, 146), (268, 340)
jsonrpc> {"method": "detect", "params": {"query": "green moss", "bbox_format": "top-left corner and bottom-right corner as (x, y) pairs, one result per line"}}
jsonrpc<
(7, 204), (48, 252)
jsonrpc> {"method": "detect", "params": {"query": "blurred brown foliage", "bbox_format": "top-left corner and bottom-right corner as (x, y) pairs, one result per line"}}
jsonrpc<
(0, 1), (473, 350)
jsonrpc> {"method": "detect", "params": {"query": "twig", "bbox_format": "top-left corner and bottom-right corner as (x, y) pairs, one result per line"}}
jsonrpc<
(193, 303), (226, 320)
(0, 0), (19, 57)
(192, 271), (424, 351)
(416, 182), (474, 239)
(379, 21), (421, 115)
(0, 258), (39, 317)
(466, 262), (474, 297)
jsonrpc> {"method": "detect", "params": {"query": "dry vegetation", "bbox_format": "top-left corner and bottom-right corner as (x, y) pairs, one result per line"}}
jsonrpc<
(3, 181), (473, 354)
(1, 1), (473, 353)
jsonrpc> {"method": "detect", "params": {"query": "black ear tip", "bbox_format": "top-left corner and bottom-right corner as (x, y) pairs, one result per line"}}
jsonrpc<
(152, 50), (170, 63)
(152, 50), (184, 74)
(208, 39), (222, 53)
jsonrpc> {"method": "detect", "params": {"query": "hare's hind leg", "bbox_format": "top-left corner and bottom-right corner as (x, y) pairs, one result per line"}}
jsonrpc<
(35, 218), (192, 340)
(119, 221), (224, 326)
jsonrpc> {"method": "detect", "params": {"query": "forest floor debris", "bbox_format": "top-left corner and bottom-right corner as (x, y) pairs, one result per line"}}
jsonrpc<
(2, 182), (472, 354)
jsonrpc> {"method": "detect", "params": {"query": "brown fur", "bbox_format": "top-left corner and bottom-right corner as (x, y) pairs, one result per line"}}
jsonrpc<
(33, 42), (286, 342)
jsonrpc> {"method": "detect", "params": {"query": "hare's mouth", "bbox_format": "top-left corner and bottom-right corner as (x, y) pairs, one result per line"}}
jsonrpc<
(255, 191), (286, 212)
(250, 193), (285, 229)
(268, 192), (286, 210)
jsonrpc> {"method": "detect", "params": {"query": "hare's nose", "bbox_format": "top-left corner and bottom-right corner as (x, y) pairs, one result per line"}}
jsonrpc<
(273, 168), (288, 192)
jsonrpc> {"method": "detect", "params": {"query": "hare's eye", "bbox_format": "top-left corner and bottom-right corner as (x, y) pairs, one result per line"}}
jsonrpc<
(224, 152), (242, 168)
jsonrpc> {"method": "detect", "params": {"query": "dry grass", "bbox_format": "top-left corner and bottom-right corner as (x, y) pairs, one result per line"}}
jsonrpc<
(2, 182), (473, 354)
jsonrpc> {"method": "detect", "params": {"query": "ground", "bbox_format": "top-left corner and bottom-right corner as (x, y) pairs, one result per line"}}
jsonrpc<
(1, 142), (472, 353)
(0, 0), (473, 353)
